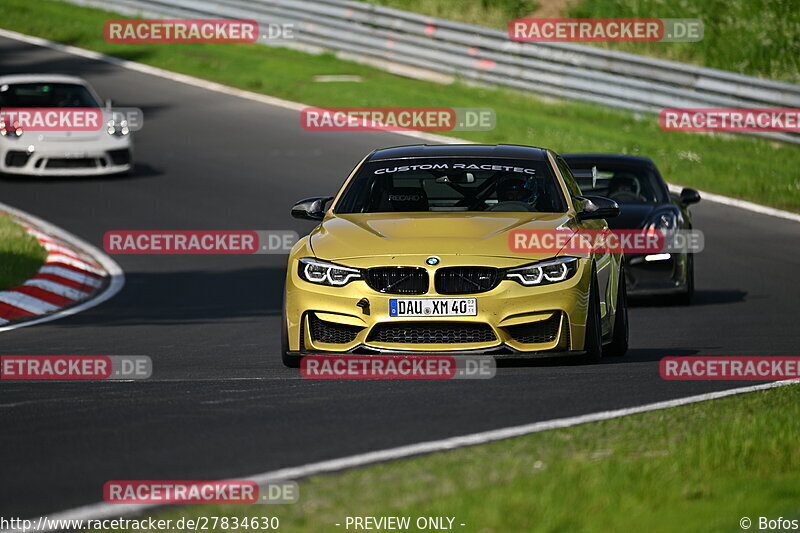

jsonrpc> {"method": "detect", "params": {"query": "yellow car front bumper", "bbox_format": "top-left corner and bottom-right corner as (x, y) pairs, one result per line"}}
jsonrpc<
(284, 254), (592, 356)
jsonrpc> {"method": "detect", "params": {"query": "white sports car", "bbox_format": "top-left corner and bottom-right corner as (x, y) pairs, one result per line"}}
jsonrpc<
(0, 74), (133, 176)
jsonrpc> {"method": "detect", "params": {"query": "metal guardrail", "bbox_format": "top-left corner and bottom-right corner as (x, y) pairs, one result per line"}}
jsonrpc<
(65, 0), (800, 144)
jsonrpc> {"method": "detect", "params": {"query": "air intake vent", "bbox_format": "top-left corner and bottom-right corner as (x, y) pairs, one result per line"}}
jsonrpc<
(367, 322), (496, 344)
(435, 266), (500, 294)
(309, 314), (362, 344)
(365, 267), (428, 294)
(505, 313), (562, 344)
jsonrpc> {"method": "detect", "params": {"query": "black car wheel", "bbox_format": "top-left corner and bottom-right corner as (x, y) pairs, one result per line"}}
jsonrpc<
(281, 309), (301, 368)
(603, 265), (629, 357)
(675, 253), (695, 305)
(581, 271), (603, 364)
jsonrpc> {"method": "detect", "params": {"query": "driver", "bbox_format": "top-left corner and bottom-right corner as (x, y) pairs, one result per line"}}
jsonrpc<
(496, 177), (538, 204)
(606, 175), (639, 199)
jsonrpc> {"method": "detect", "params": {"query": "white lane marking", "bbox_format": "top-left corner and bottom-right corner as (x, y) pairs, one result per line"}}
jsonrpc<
(0, 291), (58, 314)
(24, 279), (89, 301)
(25, 227), (67, 243)
(0, 30), (449, 146)
(42, 241), (83, 257)
(3, 379), (795, 532)
(30, 232), (67, 245)
(45, 254), (105, 276)
(0, 201), (124, 333)
(38, 266), (103, 287)
(667, 184), (800, 224)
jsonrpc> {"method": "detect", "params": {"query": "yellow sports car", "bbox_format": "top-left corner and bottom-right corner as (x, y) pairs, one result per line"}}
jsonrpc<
(282, 144), (627, 366)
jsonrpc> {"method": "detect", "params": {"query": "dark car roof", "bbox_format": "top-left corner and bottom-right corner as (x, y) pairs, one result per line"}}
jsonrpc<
(368, 144), (550, 161)
(563, 153), (656, 166)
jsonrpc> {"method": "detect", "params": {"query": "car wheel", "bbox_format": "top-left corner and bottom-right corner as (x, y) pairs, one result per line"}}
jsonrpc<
(581, 271), (603, 364)
(281, 310), (301, 368)
(603, 265), (628, 357)
(674, 253), (694, 305)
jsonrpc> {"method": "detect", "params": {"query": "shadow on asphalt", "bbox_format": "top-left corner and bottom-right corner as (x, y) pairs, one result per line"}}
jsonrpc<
(0, 41), (154, 77)
(496, 347), (699, 368)
(42, 266), (285, 327)
(630, 289), (747, 308)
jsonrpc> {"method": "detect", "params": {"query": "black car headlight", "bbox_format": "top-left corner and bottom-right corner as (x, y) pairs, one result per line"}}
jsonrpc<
(645, 212), (677, 232)
(505, 257), (579, 286)
(298, 258), (362, 287)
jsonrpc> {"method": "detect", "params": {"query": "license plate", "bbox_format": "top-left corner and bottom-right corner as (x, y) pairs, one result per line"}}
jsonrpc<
(389, 298), (477, 317)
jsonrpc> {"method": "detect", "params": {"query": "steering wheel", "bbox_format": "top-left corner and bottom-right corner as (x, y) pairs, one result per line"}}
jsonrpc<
(608, 191), (647, 203)
(485, 201), (533, 212)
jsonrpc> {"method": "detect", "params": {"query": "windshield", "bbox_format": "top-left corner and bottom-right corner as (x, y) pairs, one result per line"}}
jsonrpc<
(334, 157), (567, 214)
(566, 160), (668, 205)
(0, 82), (100, 107)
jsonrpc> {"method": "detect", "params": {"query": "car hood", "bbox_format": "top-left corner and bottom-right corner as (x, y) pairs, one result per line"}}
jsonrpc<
(309, 212), (576, 261)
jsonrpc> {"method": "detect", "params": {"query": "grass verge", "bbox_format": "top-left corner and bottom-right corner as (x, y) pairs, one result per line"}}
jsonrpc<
(0, 214), (47, 291)
(565, 0), (800, 83)
(95, 384), (800, 532)
(366, 0), (800, 83)
(365, 0), (536, 30)
(2, 0), (800, 212)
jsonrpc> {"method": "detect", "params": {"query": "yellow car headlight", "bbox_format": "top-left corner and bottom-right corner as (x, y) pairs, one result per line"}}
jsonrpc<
(505, 257), (579, 286)
(298, 258), (362, 287)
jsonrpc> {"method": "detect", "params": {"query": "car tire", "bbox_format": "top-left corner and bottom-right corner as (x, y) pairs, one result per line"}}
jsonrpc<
(674, 253), (694, 305)
(603, 265), (629, 357)
(581, 271), (603, 364)
(281, 310), (301, 368)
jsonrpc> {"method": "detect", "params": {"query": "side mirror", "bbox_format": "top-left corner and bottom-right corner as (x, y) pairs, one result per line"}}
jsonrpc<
(576, 195), (620, 220)
(291, 196), (333, 221)
(679, 187), (701, 205)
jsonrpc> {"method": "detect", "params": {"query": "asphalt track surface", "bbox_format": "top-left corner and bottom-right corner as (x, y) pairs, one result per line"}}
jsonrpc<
(1, 35), (799, 519)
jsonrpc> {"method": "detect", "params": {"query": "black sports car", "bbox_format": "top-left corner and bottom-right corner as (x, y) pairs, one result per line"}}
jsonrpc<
(564, 154), (700, 304)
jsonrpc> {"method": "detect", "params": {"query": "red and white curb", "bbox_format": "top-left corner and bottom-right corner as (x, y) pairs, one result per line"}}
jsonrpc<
(0, 202), (124, 332)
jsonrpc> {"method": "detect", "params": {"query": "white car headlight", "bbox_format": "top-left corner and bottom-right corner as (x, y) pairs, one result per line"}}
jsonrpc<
(505, 257), (579, 286)
(106, 118), (130, 137)
(0, 119), (23, 138)
(298, 258), (362, 287)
